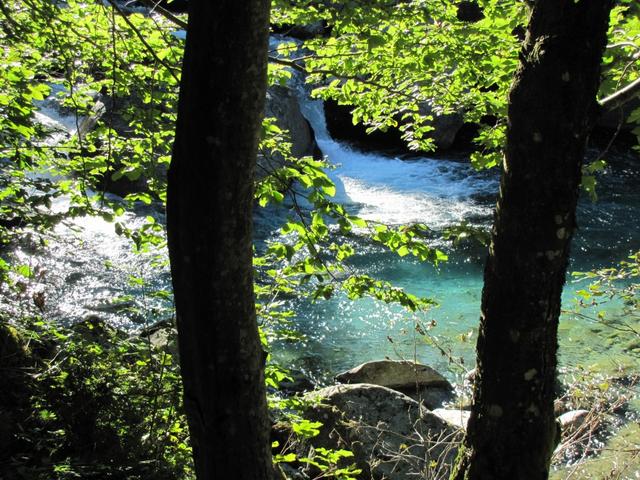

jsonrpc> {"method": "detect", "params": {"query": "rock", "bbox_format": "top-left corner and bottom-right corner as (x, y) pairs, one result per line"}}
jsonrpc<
(418, 102), (465, 150)
(265, 85), (320, 162)
(0, 323), (29, 367)
(558, 409), (590, 433)
(272, 21), (329, 40)
(554, 398), (568, 416)
(324, 99), (406, 152)
(279, 369), (316, 394)
(138, 318), (174, 337)
(139, 320), (178, 355)
(72, 315), (123, 345)
(146, 327), (178, 354)
(411, 386), (455, 410)
(324, 98), (464, 152)
(304, 383), (460, 480)
(335, 359), (452, 391)
(432, 408), (471, 431)
(278, 463), (309, 480)
(84, 298), (135, 314)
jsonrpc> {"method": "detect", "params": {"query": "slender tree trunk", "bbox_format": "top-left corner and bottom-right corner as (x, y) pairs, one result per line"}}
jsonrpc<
(166, 1), (272, 479)
(454, 1), (613, 479)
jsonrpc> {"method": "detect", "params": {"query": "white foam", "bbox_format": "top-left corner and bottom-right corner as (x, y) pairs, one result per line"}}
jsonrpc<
(298, 95), (496, 227)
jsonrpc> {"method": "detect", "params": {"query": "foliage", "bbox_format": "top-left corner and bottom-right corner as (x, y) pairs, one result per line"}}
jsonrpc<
(571, 251), (639, 335)
(272, 0), (640, 160)
(0, 315), (191, 479)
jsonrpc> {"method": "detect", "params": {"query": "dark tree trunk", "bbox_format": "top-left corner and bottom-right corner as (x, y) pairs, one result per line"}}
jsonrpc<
(454, 1), (613, 479)
(166, 1), (272, 479)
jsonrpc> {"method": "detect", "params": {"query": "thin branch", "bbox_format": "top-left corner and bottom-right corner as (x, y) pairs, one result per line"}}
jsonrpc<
(600, 76), (640, 112)
(606, 41), (640, 51)
(136, 0), (187, 30)
(267, 55), (307, 73)
(103, 0), (180, 83)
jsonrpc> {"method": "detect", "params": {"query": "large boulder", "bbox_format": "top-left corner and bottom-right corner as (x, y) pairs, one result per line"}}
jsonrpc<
(303, 383), (460, 480)
(324, 99), (464, 152)
(432, 408), (471, 431)
(335, 359), (452, 390)
(265, 85), (320, 160)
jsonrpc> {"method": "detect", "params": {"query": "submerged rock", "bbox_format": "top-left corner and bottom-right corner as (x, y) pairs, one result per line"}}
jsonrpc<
(304, 383), (460, 480)
(335, 359), (452, 390)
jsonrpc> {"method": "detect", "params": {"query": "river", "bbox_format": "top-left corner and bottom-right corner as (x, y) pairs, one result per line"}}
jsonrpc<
(10, 83), (640, 385)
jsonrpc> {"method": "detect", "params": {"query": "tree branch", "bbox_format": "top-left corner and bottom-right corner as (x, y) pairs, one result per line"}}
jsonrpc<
(136, 0), (187, 30)
(103, 0), (180, 83)
(600, 76), (640, 113)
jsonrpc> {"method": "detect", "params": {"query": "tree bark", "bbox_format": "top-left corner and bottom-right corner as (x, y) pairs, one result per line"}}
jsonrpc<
(166, 1), (272, 479)
(454, 1), (613, 479)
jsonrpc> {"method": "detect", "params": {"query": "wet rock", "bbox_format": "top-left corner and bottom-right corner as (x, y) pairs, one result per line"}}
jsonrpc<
(324, 99), (406, 152)
(324, 99), (464, 153)
(264, 85), (320, 165)
(304, 383), (460, 480)
(84, 298), (135, 314)
(65, 271), (84, 284)
(432, 408), (471, 431)
(335, 359), (452, 390)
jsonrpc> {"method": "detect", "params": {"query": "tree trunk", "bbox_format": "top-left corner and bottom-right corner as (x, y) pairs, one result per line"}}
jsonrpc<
(454, 1), (613, 479)
(166, 1), (272, 479)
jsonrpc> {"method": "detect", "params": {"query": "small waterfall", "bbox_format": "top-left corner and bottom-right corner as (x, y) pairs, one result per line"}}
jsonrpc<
(297, 91), (497, 228)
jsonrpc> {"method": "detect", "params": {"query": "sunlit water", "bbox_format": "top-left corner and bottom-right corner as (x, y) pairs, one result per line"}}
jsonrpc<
(14, 83), (640, 384)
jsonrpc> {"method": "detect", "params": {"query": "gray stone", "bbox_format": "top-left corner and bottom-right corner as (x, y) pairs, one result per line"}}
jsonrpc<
(263, 85), (319, 164)
(409, 386), (455, 410)
(432, 408), (471, 431)
(558, 409), (590, 433)
(418, 102), (465, 150)
(335, 359), (452, 390)
(304, 383), (460, 480)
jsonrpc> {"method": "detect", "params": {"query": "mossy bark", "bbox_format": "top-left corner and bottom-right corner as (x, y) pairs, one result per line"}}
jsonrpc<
(166, 1), (272, 479)
(454, 1), (614, 479)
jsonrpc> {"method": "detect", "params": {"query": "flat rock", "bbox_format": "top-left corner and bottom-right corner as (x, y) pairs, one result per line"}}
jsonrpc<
(304, 383), (460, 480)
(335, 359), (452, 390)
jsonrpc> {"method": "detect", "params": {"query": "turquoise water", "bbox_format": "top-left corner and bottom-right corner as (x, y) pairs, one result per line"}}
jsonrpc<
(268, 96), (640, 382)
